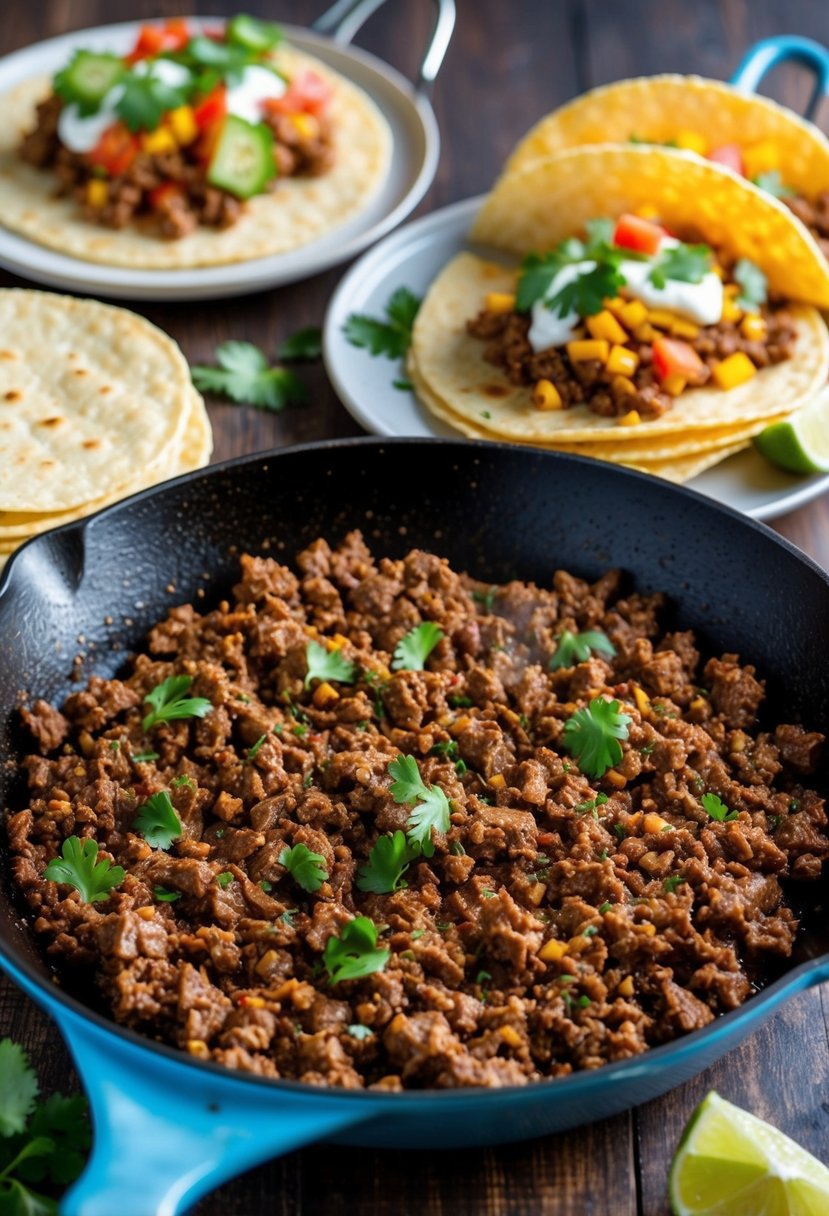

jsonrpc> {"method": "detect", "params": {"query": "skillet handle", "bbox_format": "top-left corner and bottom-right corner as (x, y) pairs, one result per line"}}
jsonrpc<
(49, 1003), (370, 1216)
(312, 0), (455, 91)
(730, 35), (829, 121)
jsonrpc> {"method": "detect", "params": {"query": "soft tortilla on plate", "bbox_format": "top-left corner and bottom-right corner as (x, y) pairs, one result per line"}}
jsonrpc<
(0, 47), (391, 269)
(409, 253), (829, 444)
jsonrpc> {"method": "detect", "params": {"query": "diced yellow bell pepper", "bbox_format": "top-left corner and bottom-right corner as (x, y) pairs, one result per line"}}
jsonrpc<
(498, 1025), (523, 1047)
(647, 308), (678, 330)
(312, 681), (340, 708)
(141, 127), (177, 155)
(488, 773), (506, 790)
(606, 345), (639, 377)
(604, 296), (627, 317)
(617, 976), (635, 997)
(291, 113), (320, 141)
(619, 299), (648, 329)
(633, 322), (659, 342)
(662, 372), (687, 397)
(611, 374), (637, 397)
(742, 140), (779, 180)
(740, 314), (767, 341)
(605, 769), (627, 789)
(618, 409), (641, 427)
(485, 291), (516, 314)
(533, 378), (563, 410)
(643, 812), (670, 833)
(85, 178), (109, 208)
(670, 318), (700, 340)
(674, 129), (708, 156)
(712, 352), (756, 390)
(587, 309), (628, 345)
(567, 339), (609, 363)
(721, 298), (743, 325)
(539, 938), (568, 962)
(167, 105), (198, 146)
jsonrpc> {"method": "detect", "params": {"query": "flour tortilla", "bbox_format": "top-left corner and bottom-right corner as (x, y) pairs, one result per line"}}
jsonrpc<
(471, 147), (829, 309)
(408, 253), (829, 445)
(0, 46), (392, 269)
(0, 289), (195, 511)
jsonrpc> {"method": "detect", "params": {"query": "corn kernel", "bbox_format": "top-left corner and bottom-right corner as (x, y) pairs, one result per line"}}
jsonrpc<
(539, 938), (568, 962)
(675, 129), (708, 155)
(485, 291), (516, 314)
(636, 204), (660, 220)
(712, 352), (756, 390)
(488, 773), (506, 790)
(662, 373), (687, 397)
(611, 374), (637, 397)
(332, 633), (349, 649)
(670, 319), (700, 340)
(375, 663), (390, 680)
(724, 283), (740, 296)
(532, 378), (563, 411)
(604, 296), (627, 317)
(240, 995), (266, 1009)
(525, 882), (546, 906)
(605, 769), (627, 789)
(619, 299), (648, 328)
(740, 314), (767, 341)
(449, 715), (471, 736)
(291, 113), (320, 140)
(498, 1024), (523, 1048)
(255, 949), (281, 978)
(85, 178), (108, 208)
(567, 339), (609, 363)
(647, 308), (678, 330)
(689, 696), (707, 714)
(312, 680), (340, 708)
(137, 905), (155, 920)
(643, 812), (670, 833)
(586, 309), (628, 345)
(632, 684), (651, 713)
(711, 264), (726, 279)
(141, 127), (177, 155)
(633, 322), (659, 342)
(606, 345), (639, 377)
(167, 104), (198, 145)
(617, 975), (635, 997)
(618, 409), (641, 427)
(742, 140), (779, 179)
(721, 298), (743, 325)
(187, 1039), (209, 1058)
(639, 922), (657, 936)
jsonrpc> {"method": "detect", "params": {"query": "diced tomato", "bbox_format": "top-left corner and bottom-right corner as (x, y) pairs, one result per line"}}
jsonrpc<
(263, 69), (333, 116)
(126, 18), (190, 63)
(194, 84), (227, 132)
(707, 143), (745, 175)
(86, 123), (139, 177)
(613, 213), (668, 256)
(149, 181), (185, 209)
(652, 336), (707, 384)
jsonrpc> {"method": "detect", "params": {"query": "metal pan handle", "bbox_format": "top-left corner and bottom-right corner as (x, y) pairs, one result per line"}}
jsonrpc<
(730, 35), (829, 121)
(312, 0), (455, 92)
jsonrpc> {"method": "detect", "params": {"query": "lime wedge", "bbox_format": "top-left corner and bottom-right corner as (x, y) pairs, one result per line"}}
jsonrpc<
(754, 387), (829, 473)
(669, 1092), (829, 1216)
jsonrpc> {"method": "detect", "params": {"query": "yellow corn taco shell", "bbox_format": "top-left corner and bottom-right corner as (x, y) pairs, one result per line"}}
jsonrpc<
(471, 147), (829, 308)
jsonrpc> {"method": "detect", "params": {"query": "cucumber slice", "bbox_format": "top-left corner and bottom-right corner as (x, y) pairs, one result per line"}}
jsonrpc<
(54, 51), (124, 116)
(206, 115), (276, 200)
(226, 14), (282, 53)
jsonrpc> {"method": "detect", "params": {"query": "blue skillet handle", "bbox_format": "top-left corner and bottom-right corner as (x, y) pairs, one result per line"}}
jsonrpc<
(730, 35), (829, 121)
(0, 967), (370, 1216)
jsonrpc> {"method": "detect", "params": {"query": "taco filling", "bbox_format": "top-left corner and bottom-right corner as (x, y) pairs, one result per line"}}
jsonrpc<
(467, 214), (797, 421)
(18, 16), (335, 239)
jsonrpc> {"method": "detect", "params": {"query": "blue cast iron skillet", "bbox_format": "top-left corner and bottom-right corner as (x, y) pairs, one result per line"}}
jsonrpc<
(1, 438), (829, 1215)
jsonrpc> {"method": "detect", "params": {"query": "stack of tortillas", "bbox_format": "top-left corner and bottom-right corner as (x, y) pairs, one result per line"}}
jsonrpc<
(0, 289), (211, 569)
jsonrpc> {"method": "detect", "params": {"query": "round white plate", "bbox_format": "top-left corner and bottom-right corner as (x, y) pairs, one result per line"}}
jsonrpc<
(324, 196), (829, 522)
(0, 19), (438, 300)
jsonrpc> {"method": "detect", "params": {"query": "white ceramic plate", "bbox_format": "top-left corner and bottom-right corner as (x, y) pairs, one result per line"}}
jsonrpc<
(324, 196), (829, 522)
(0, 18), (438, 300)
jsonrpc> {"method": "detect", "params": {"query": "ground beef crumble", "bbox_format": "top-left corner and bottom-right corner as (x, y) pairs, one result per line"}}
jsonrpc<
(7, 535), (828, 1090)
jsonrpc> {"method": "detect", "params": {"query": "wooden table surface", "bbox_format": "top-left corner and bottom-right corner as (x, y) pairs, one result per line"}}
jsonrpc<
(2, 1), (829, 1213)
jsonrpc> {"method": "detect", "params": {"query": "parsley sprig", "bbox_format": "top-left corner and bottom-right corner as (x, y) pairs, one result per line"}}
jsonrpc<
(132, 791), (182, 850)
(343, 287), (421, 358)
(516, 218), (624, 314)
(547, 262), (626, 320)
(648, 242), (712, 289)
(388, 755), (451, 857)
(142, 675), (212, 732)
(562, 697), (632, 779)
(356, 831), (416, 894)
(0, 1039), (92, 1214)
(550, 628), (616, 671)
(43, 837), (124, 903)
(733, 258), (768, 313)
(116, 72), (190, 133)
(277, 326), (323, 362)
(304, 640), (356, 689)
(192, 341), (308, 412)
(391, 622), (444, 672)
(701, 792), (739, 823)
(323, 917), (390, 985)
(279, 843), (329, 893)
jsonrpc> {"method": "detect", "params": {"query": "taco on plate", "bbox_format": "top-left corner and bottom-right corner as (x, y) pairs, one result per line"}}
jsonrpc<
(0, 15), (391, 268)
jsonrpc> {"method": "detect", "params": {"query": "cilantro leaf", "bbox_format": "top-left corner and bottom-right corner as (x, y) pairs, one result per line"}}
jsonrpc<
(179, 35), (252, 76)
(347, 1023), (374, 1040)
(701, 792), (739, 823)
(130, 750), (159, 764)
(516, 251), (568, 313)
(171, 774), (196, 790)
(279, 843), (328, 893)
(343, 287), (421, 358)
(648, 242), (712, 290)
(752, 170), (794, 199)
(277, 327), (322, 362)
(549, 628), (616, 671)
(153, 886), (182, 902)
(391, 622), (444, 672)
(142, 675), (212, 732)
(733, 258), (768, 313)
(388, 754), (451, 858)
(246, 734), (267, 763)
(663, 875), (686, 893)
(583, 217), (616, 252)
(43, 837), (124, 903)
(132, 791), (182, 850)
(216, 871), (234, 889)
(322, 916), (390, 985)
(356, 831), (415, 894)
(191, 341), (308, 412)
(562, 697), (632, 778)
(116, 72), (189, 133)
(304, 640), (356, 689)
(24, 1095), (91, 1187)
(0, 1041), (38, 1137)
(548, 262), (626, 320)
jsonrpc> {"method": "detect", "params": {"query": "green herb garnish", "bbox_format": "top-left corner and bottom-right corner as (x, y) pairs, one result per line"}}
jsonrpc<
(733, 258), (768, 313)
(44, 837), (124, 903)
(547, 262), (626, 320)
(562, 697), (631, 778)
(153, 886), (182, 903)
(132, 791), (182, 850)
(171, 773), (196, 790)
(701, 792), (739, 823)
(131, 750), (159, 764)
(663, 875), (686, 893)
(304, 639), (356, 688)
(346, 1024), (374, 1041)
(216, 872), (234, 889)
(142, 675), (212, 732)
(116, 71), (190, 133)
(391, 621), (444, 672)
(752, 170), (794, 199)
(550, 628), (616, 671)
(575, 792), (609, 816)
(246, 734), (267, 763)
(279, 843), (328, 893)
(343, 287), (421, 358)
(278, 326), (322, 362)
(388, 754), (451, 858)
(323, 916), (390, 985)
(356, 830), (415, 894)
(192, 341), (308, 412)
(648, 242), (712, 289)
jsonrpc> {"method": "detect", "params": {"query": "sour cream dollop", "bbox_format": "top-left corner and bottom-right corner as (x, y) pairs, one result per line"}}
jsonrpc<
(57, 85), (125, 153)
(226, 64), (286, 124)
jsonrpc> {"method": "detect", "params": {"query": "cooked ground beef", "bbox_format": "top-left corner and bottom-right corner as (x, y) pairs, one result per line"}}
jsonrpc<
(467, 306), (798, 419)
(7, 535), (828, 1089)
(19, 93), (334, 239)
(785, 191), (829, 261)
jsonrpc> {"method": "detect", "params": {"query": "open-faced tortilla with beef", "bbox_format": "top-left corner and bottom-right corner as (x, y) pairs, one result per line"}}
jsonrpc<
(0, 24), (391, 269)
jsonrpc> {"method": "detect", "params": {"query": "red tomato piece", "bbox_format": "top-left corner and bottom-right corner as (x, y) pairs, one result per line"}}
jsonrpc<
(707, 144), (745, 175)
(126, 18), (190, 62)
(652, 336), (707, 384)
(194, 84), (227, 132)
(613, 213), (668, 255)
(86, 123), (139, 177)
(161, 18), (190, 51)
(263, 69), (333, 116)
(149, 181), (185, 209)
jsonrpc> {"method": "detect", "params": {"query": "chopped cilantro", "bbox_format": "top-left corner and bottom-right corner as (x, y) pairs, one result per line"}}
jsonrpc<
(131, 750), (159, 764)
(663, 875), (686, 894)
(482, 887), (496, 900)
(613, 824), (627, 840)
(448, 695), (472, 708)
(598, 901), (613, 914)
(292, 723), (309, 738)
(648, 242), (712, 290)
(393, 378), (413, 391)
(640, 742), (655, 756)
(356, 831), (416, 894)
(701, 792), (739, 823)
(192, 341), (308, 412)
(142, 674), (212, 732)
(279, 843), (328, 893)
(44, 836), (124, 903)
(752, 170), (794, 199)
(323, 917), (390, 985)
(108, 740), (120, 750)
(171, 773), (196, 791)
(582, 925), (598, 937)
(549, 628), (616, 671)
(578, 994), (591, 1008)
(562, 697), (631, 778)
(216, 872), (234, 889)
(472, 587), (497, 612)
(575, 792), (609, 816)
(116, 70), (189, 133)
(391, 621), (444, 672)
(547, 261), (626, 320)
(343, 287), (421, 358)
(346, 1024), (374, 1041)
(153, 886), (182, 902)
(281, 907), (298, 925)
(388, 754), (451, 858)
(304, 639), (356, 688)
(246, 734), (267, 763)
(733, 258), (768, 313)
(259, 880), (273, 893)
(277, 326), (322, 361)
(411, 928), (425, 940)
